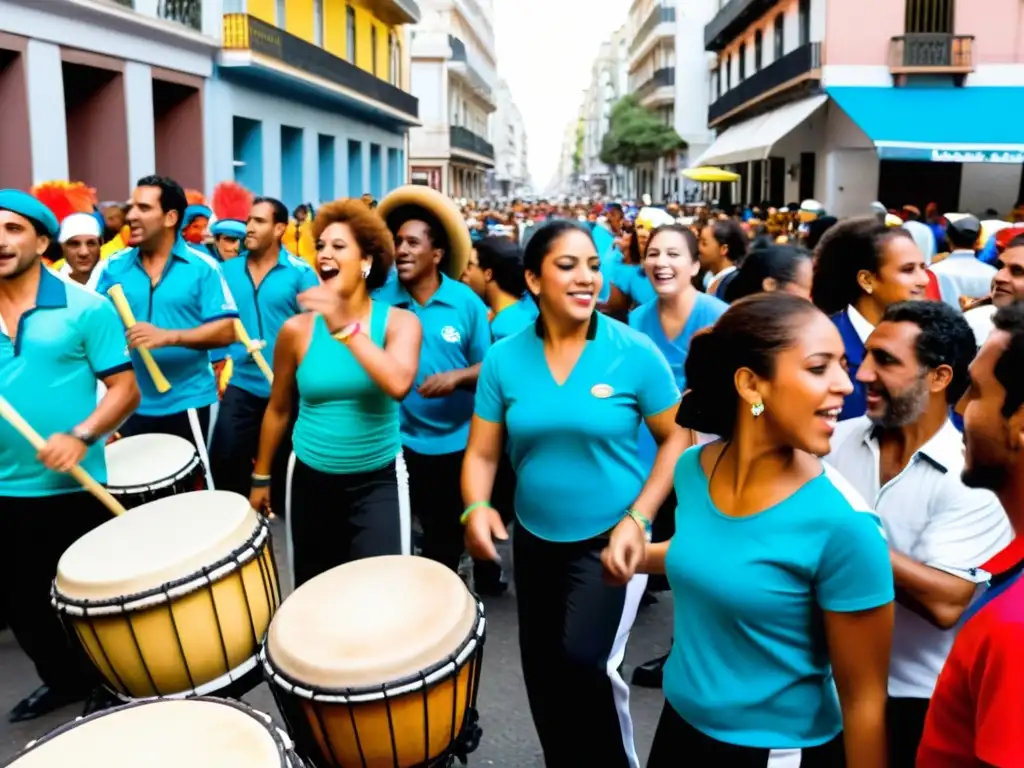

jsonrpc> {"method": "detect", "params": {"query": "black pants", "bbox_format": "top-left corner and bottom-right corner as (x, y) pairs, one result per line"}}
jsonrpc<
(120, 406), (213, 489)
(472, 451), (516, 591)
(404, 448), (464, 573)
(887, 697), (929, 768)
(287, 454), (407, 589)
(515, 524), (645, 767)
(648, 702), (846, 767)
(0, 493), (111, 693)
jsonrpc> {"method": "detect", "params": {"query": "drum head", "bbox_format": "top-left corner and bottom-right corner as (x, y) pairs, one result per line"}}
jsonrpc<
(267, 556), (477, 690)
(56, 491), (260, 603)
(7, 699), (283, 767)
(106, 434), (198, 489)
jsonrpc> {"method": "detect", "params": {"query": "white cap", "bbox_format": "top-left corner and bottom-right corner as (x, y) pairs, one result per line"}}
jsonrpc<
(59, 212), (101, 244)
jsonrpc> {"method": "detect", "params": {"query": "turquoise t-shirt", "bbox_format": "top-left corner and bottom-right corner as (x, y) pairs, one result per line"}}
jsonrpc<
(0, 266), (133, 496)
(292, 305), (399, 474)
(663, 446), (894, 748)
(490, 297), (538, 341)
(629, 293), (728, 468)
(612, 262), (656, 306)
(374, 274), (491, 455)
(474, 314), (680, 542)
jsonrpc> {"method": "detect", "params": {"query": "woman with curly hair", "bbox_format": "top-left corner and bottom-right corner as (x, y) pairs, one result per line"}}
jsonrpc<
(249, 199), (423, 587)
(811, 217), (930, 420)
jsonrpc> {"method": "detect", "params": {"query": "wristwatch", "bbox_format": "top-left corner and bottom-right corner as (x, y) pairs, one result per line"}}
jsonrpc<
(69, 427), (98, 447)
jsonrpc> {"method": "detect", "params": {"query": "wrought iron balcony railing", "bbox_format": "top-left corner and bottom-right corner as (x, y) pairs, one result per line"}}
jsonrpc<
(450, 125), (495, 159)
(158, 0), (201, 30)
(636, 67), (675, 101)
(889, 34), (974, 73)
(708, 42), (821, 124)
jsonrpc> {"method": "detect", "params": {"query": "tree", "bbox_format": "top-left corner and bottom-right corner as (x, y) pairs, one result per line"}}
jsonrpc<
(573, 117), (585, 174)
(599, 94), (686, 169)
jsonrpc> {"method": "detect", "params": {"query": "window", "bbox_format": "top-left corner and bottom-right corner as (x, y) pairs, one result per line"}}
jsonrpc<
(346, 5), (356, 64)
(711, 66), (719, 100)
(388, 33), (397, 85)
(371, 27), (378, 75)
(738, 42), (747, 80)
(799, 0), (810, 46)
(905, 0), (954, 33)
(774, 14), (785, 57)
(754, 29), (763, 71)
(725, 54), (731, 90)
(313, 0), (324, 46)
(276, 0), (286, 26)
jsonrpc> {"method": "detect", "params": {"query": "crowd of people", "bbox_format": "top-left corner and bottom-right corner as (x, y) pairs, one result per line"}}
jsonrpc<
(1, 174), (1023, 767)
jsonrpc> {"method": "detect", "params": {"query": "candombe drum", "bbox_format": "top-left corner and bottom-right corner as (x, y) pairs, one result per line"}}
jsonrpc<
(105, 433), (206, 509)
(262, 556), (486, 768)
(52, 491), (280, 700)
(1, 697), (308, 768)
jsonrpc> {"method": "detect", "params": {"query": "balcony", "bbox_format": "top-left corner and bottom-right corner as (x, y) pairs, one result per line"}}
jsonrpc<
(220, 14), (418, 125)
(450, 125), (495, 162)
(705, 0), (775, 52)
(369, 0), (421, 25)
(636, 67), (675, 105)
(629, 5), (676, 55)
(448, 35), (496, 110)
(889, 34), (974, 75)
(709, 42), (821, 125)
(157, 0), (201, 30)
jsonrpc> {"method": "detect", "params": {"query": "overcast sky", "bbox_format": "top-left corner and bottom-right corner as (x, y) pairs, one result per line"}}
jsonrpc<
(493, 0), (630, 189)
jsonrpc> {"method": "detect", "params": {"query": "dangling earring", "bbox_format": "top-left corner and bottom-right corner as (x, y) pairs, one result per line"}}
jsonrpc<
(361, 264), (371, 279)
(751, 401), (765, 417)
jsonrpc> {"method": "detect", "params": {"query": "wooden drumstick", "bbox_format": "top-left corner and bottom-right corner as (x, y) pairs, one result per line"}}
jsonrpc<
(233, 319), (274, 385)
(0, 396), (125, 516)
(106, 284), (172, 394)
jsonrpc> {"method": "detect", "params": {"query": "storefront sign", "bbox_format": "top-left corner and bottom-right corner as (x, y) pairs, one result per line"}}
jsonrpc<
(878, 146), (1024, 164)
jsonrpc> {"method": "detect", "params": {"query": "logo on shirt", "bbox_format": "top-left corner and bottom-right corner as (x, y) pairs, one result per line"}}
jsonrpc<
(441, 325), (461, 344)
(591, 384), (614, 399)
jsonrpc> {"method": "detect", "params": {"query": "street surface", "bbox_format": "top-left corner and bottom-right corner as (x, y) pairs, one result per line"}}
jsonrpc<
(0, 520), (674, 766)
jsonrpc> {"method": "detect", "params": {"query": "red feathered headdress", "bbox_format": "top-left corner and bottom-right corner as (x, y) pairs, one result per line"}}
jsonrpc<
(186, 189), (207, 207)
(212, 182), (253, 223)
(30, 181), (97, 224)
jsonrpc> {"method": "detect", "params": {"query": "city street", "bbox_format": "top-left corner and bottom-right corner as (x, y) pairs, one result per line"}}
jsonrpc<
(0, 520), (674, 766)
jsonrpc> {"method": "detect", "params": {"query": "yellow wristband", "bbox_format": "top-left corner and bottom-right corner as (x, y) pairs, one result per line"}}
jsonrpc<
(460, 501), (492, 525)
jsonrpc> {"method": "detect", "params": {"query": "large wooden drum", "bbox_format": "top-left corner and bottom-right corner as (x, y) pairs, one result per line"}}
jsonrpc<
(2, 697), (307, 767)
(52, 491), (280, 700)
(262, 556), (485, 768)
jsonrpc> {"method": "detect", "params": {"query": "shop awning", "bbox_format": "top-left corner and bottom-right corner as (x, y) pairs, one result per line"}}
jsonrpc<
(692, 94), (828, 167)
(827, 86), (1024, 163)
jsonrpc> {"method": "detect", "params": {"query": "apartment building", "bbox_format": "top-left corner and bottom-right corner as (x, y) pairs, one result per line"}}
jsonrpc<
(697, 0), (1024, 216)
(408, 0), (497, 198)
(492, 78), (530, 197)
(579, 25), (629, 197)
(212, 0), (420, 210)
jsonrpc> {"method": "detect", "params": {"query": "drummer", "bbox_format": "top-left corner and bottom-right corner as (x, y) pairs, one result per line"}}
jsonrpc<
(92, 176), (238, 487)
(209, 197), (318, 497)
(375, 191), (491, 573)
(0, 189), (140, 722)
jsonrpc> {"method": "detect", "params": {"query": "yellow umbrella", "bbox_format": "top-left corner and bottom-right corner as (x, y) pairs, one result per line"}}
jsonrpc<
(682, 166), (741, 183)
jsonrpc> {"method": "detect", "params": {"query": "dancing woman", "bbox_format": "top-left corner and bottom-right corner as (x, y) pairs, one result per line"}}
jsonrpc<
(462, 220), (680, 767)
(605, 293), (895, 767)
(249, 199), (421, 587)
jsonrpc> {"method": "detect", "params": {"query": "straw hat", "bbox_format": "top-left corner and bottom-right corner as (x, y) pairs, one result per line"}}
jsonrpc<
(377, 185), (472, 279)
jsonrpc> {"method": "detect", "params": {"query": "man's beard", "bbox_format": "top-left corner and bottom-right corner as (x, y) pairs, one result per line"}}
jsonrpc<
(869, 376), (930, 429)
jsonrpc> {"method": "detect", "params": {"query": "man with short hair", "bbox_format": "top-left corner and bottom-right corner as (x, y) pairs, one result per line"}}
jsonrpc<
(931, 214), (996, 308)
(99, 201), (126, 244)
(209, 196), (318, 496)
(57, 212), (102, 285)
(827, 300), (1011, 766)
(93, 176), (238, 486)
(965, 233), (1024, 346)
(0, 189), (140, 721)
(918, 301), (1024, 767)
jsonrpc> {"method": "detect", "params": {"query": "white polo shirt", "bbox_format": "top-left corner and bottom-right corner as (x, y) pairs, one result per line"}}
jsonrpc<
(826, 416), (1012, 699)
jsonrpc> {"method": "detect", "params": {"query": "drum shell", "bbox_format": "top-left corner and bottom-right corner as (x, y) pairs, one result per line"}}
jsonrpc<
(104, 435), (206, 510)
(273, 660), (478, 768)
(58, 532), (279, 699)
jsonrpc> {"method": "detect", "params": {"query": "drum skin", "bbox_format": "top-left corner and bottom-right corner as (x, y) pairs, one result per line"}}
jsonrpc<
(264, 556), (483, 768)
(54, 492), (280, 699)
(105, 434), (205, 509)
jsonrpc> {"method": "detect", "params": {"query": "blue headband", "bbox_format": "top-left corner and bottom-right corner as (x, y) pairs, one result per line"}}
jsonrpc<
(0, 189), (59, 238)
(211, 219), (247, 239)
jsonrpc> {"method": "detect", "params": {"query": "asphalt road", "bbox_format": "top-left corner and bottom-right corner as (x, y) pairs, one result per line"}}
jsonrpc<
(0, 520), (674, 766)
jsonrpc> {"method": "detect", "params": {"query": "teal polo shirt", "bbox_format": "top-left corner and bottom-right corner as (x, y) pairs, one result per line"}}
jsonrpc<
(94, 238), (238, 416)
(218, 251), (319, 399)
(375, 274), (490, 455)
(475, 314), (680, 542)
(490, 296), (538, 341)
(0, 265), (133, 497)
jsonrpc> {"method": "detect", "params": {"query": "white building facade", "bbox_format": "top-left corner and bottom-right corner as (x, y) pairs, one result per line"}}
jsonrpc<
(408, 0), (497, 198)
(626, 0), (718, 203)
(491, 78), (530, 197)
(579, 25), (630, 197)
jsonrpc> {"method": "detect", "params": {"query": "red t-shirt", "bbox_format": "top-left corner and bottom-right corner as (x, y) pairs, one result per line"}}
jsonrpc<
(918, 539), (1024, 767)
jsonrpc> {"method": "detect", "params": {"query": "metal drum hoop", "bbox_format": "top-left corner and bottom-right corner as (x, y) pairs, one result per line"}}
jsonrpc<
(0, 696), (307, 768)
(105, 452), (202, 497)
